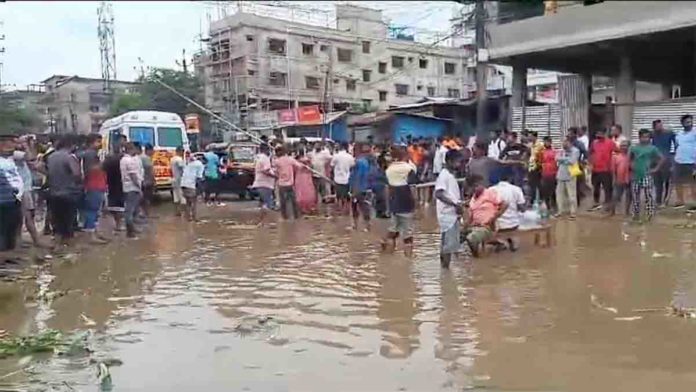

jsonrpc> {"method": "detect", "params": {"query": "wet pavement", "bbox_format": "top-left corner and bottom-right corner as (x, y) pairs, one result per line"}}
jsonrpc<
(1, 202), (696, 391)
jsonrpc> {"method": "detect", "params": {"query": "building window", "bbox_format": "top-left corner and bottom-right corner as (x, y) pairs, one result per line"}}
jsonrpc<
(392, 56), (404, 68)
(362, 41), (371, 54)
(444, 62), (456, 74)
(362, 99), (372, 108)
(333, 78), (340, 84)
(246, 35), (254, 42)
(395, 84), (409, 96)
(89, 105), (100, 113)
(419, 58), (428, 69)
(337, 48), (353, 62)
(447, 88), (460, 98)
(302, 43), (314, 55)
(427, 86), (435, 96)
(346, 79), (356, 91)
(379, 90), (387, 102)
(362, 69), (372, 82)
(378, 62), (387, 74)
(269, 72), (287, 86)
(416, 85), (423, 91)
(320, 44), (329, 52)
(408, 57), (414, 63)
(305, 76), (320, 89)
(248, 70), (256, 76)
(268, 38), (286, 55)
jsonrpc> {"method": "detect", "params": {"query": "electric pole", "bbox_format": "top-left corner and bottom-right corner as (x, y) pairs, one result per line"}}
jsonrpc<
(182, 49), (188, 74)
(474, 0), (488, 136)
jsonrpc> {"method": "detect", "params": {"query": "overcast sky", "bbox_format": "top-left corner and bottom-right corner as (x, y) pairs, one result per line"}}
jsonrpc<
(0, 1), (461, 89)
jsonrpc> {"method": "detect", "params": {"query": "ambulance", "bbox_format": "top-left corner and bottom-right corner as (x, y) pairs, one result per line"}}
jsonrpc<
(99, 110), (189, 190)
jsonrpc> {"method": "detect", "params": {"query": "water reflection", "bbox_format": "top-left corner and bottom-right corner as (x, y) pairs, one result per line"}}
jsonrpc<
(1, 208), (696, 390)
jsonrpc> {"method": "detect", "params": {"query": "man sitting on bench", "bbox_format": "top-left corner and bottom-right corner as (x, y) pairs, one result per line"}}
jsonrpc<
(465, 176), (507, 257)
(490, 171), (527, 251)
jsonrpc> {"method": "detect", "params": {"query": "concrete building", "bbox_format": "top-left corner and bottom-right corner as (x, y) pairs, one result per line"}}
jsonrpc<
(197, 4), (474, 128)
(486, 0), (696, 134)
(41, 75), (138, 134)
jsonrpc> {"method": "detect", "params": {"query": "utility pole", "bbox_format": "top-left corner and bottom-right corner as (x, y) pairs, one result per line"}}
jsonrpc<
(182, 49), (188, 74)
(474, 0), (488, 136)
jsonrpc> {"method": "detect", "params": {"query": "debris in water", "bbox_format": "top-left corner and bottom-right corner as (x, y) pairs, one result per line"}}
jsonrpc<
(503, 336), (527, 343)
(81, 313), (97, 327)
(671, 305), (696, 319)
(97, 361), (113, 391)
(90, 357), (123, 367)
(632, 307), (669, 313)
(651, 252), (673, 259)
(590, 294), (618, 314)
(614, 316), (642, 321)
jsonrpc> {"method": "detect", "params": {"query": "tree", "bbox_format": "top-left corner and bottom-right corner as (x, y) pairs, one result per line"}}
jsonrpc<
(0, 102), (44, 135)
(138, 67), (204, 116)
(109, 90), (148, 117)
(108, 67), (204, 117)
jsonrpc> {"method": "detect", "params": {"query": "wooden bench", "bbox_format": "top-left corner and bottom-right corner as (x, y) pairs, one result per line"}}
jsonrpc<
(515, 224), (554, 248)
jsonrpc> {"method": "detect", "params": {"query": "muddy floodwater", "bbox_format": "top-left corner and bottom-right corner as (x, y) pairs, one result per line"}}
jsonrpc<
(1, 203), (696, 391)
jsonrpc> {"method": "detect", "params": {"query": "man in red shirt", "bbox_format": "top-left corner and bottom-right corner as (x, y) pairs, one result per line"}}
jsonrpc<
(540, 136), (558, 212)
(589, 128), (616, 211)
(81, 134), (108, 244)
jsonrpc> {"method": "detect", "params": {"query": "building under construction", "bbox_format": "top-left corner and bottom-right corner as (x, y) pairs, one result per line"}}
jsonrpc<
(195, 3), (473, 131)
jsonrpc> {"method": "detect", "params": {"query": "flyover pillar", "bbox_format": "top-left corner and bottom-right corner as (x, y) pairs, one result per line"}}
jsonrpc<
(511, 63), (527, 108)
(615, 54), (635, 135)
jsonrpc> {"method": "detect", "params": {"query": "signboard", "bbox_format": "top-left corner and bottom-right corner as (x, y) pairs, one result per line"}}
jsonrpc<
(185, 114), (201, 134)
(277, 108), (297, 125)
(297, 105), (321, 124)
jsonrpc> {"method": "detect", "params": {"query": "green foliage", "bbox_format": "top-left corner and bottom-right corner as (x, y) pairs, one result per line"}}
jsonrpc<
(0, 102), (44, 135)
(109, 91), (148, 117)
(139, 68), (204, 116)
(0, 329), (91, 359)
(109, 67), (204, 117)
(0, 329), (62, 358)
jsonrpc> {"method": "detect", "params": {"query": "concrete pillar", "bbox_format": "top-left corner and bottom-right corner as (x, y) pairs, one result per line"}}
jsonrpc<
(511, 64), (527, 108)
(614, 54), (635, 134)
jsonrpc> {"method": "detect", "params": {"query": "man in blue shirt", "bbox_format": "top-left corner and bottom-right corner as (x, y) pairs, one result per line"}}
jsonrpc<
(651, 119), (677, 207)
(674, 114), (696, 208)
(349, 143), (374, 231)
(203, 146), (224, 206)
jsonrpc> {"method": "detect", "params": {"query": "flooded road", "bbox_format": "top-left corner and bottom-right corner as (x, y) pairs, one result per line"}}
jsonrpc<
(1, 203), (696, 391)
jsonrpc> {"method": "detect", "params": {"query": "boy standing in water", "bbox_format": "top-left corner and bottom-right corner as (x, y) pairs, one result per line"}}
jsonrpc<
(629, 129), (664, 222)
(435, 150), (464, 268)
(381, 145), (418, 256)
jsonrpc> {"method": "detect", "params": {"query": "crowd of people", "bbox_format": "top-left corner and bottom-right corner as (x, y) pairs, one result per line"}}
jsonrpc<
(1, 113), (694, 268)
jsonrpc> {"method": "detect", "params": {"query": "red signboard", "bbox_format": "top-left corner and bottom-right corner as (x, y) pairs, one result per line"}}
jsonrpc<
(277, 109), (297, 125)
(297, 105), (321, 124)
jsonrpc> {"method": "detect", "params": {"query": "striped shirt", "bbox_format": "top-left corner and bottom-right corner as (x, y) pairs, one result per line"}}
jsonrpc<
(0, 156), (24, 204)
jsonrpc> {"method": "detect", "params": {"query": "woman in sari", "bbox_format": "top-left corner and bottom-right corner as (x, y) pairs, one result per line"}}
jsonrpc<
(294, 149), (318, 214)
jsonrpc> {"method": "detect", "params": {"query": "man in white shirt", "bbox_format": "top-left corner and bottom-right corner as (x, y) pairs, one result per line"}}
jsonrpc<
(330, 142), (355, 214)
(435, 149), (464, 269)
(432, 137), (448, 176)
(310, 142), (332, 202)
(490, 171), (526, 251)
(170, 146), (186, 217)
(181, 154), (205, 222)
(577, 126), (590, 152)
(487, 130), (507, 159)
(119, 142), (144, 238)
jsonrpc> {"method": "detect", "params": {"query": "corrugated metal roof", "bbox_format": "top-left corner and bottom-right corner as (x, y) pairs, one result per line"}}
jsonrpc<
(393, 112), (453, 122)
